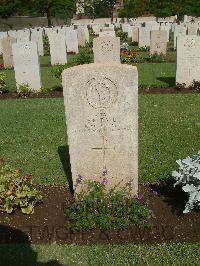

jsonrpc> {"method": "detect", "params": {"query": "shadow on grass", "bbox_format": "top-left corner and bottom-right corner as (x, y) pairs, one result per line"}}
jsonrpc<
(157, 77), (176, 87)
(0, 225), (66, 266)
(58, 145), (74, 195)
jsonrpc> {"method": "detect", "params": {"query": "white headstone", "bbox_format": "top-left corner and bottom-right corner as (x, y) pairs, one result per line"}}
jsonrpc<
(150, 30), (167, 56)
(93, 37), (120, 64)
(62, 63), (138, 195)
(31, 28), (44, 56)
(17, 29), (30, 42)
(174, 26), (187, 49)
(176, 36), (200, 86)
(2, 36), (16, 67)
(49, 32), (67, 65)
(99, 31), (116, 37)
(12, 41), (41, 91)
(0, 32), (7, 55)
(139, 28), (150, 47)
(66, 30), (79, 54)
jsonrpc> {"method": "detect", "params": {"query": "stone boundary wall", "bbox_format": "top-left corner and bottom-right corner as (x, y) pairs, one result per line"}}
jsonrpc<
(0, 17), (66, 31)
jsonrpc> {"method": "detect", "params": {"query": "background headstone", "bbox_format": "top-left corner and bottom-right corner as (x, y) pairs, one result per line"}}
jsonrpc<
(150, 30), (167, 56)
(12, 41), (41, 91)
(2, 36), (16, 67)
(31, 28), (44, 56)
(176, 36), (200, 86)
(0, 32), (7, 55)
(66, 30), (79, 54)
(49, 32), (67, 65)
(93, 37), (120, 64)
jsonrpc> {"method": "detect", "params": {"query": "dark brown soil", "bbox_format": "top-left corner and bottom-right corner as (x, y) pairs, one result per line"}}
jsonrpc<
(0, 184), (199, 245)
(0, 87), (199, 100)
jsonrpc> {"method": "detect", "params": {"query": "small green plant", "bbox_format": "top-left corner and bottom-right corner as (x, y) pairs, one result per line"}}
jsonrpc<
(0, 72), (8, 94)
(190, 80), (200, 92)
(40, 87), (53, 94)
(175, 82), (186, 91)
(17, 83), (32, 97)
(51, 62), (77, 80)
(66, 175), (151, 232)
(172, 151), (200, 213)
(139, 46), (150, 52)
(0, 161), (42, 214)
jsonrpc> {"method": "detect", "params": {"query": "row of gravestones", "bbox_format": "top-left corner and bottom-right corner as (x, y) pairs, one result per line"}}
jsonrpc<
(1, 33), (199, 92)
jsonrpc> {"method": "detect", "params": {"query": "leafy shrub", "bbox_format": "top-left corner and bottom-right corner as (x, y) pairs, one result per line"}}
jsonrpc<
(0, 72), (8, 94)
(117, 31), (129, 43)
(172, 152), (200, 213)
(72, 50), (93, 65)
(43, 34), (50, 55)
(17, 83), (32, 97)
(0, 161), (42, 214)
(149, 53), (166, 63)
(66, 176), (151, 232)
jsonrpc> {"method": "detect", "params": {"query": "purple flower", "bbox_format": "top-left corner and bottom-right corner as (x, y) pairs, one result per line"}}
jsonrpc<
(135, 194), (145, 202)
(151, 189), (159, 196)
(102, 177), (108, 186)
(102, 169), (108, 176)
(76, 174), (84, 184)
(75, 204), (80, 211)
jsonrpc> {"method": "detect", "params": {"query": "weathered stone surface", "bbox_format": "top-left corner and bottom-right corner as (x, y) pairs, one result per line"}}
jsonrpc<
(62, 63), (138, 195)
(176, 36), (200, 86)
(139, 27), (150, 47)
(174, 26), (187, 49)
(187, 23), (198, 35)
(160, 24), (170, 41)
(66, 30), (79, 54)
(0, 32), (7, 55)
(31, 28), (44, 56)
(93, 37), (120, 64)
(99, 31), (116, 37)
(150, 30), (167, 56)
(12, 41), (41, 91)
(49, 32), (67, 65)
(2, 36), (16, 67)
(92, 24), (101, 35)
(8, 30), (18, 39)
(17, 29), (30, 42)
(77, 26), (87, 47)
(132, 27), (139, 43)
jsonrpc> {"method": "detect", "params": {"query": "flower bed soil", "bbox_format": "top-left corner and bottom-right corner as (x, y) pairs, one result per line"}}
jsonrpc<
(0, 184), (199, 245)
(0, 87), (198, 100)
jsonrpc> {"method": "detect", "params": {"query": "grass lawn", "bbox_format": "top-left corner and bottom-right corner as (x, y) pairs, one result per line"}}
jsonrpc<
(0, 243), (200, 265)
(0, 94), (199, 185)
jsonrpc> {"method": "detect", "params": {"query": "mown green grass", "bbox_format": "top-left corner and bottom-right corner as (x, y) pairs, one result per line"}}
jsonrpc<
(0, 243), (200, 266)
(0, 95), (199, 185)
